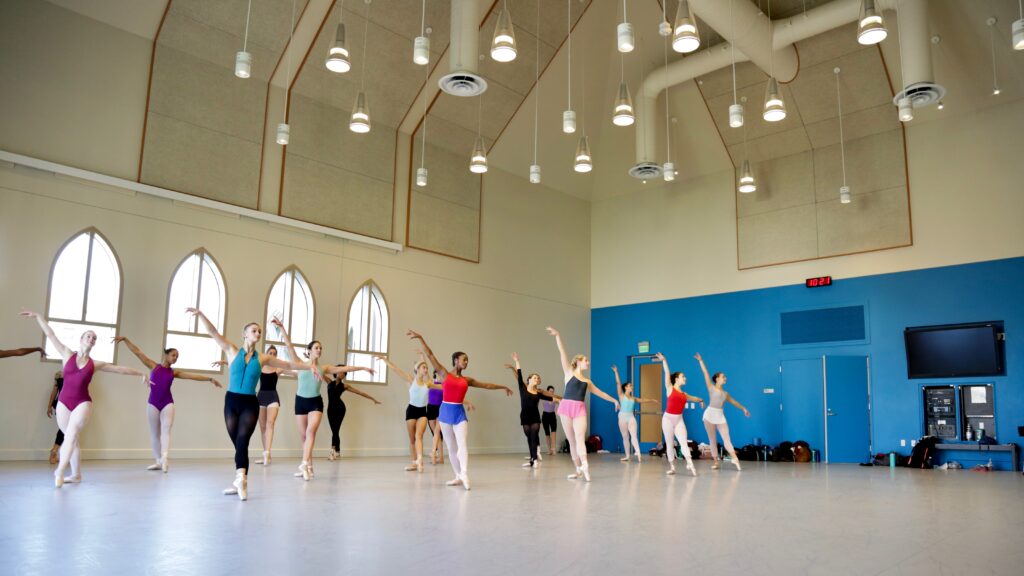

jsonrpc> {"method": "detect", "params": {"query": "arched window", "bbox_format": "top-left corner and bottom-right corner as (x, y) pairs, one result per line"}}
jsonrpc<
(45, 229), (122, 362)
(346, 281), (388, 384)
(264, 267), (315, 363)
(165, 249), (226, 370)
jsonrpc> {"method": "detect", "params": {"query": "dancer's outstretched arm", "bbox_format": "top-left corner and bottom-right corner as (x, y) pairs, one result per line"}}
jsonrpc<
(655, 352), (673, 398)
(112, 336), (157, 370)
(0, 346), (45, 359)
(726, 393), (750, 417)
(173, 369), (222, 388)
(325, 365), (375, 378)
(185, 308), (237, 358)
(611, 365), (624, 399)
(407, 330), (447, 378)
(586, 378), (619, 410)
(270, 317), (302, 362)
(20, 309), (72, 362)
(694, 353), (714, 395)
(343, 382), (382, 405)
(545, 326), (572, 380)
(466, 377), (514, 396)
(372, 353), (413, 384)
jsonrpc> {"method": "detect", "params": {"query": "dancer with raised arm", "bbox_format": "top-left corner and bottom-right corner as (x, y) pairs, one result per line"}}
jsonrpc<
(408, 330), (512, 490)
(546, 327), (619, 482)
(274, 323), (375, 481)
(113, 336), (222, 472)
(373, 352), (436, 472)
(45, 370), (64, 465)
(0, 346), (45, 359)
(324, 364), (382, 460)
(504, 353), (559, 469)
(611, 364), (659, 464)
(20, 309), (144, 487)
(257, 341), (286, 466)
(656, 353), (704, 476)
(696, 353), (749, 471)
(185, 307), (316, 500)
(426, 370), (444, 465)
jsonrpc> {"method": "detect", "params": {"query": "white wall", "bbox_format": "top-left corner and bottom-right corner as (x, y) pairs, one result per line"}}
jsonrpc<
(0, 1), (591, 461)
(591, 98), (1024, 308)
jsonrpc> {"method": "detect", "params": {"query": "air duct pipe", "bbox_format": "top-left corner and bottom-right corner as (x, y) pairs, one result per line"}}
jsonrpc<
(440, 0), (487, 96)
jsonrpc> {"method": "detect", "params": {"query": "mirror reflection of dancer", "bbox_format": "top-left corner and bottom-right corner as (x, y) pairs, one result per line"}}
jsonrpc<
(504, 353), (559, 469)
(611, 364), (659, 463)
(541, 387), (559, 456)
(185, 307), (314, 500)
(46, 370), (64, 465)
(695, 353), (749, 471)
(374, 353), (437, 472)
(546, 327), (619, 482)
(656, 353), (704, 476)
(324, 364), (382, 461)
(113, 336), (221, 473)
(408, 330), (512, 490)
(274, 323), (375, 481)
(20, 310), (145, 487)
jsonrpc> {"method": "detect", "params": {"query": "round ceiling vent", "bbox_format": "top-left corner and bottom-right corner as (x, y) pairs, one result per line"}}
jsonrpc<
(439, 72), (488, 97)
(893, 82), (946, 108)
(628, 162), (663, 180)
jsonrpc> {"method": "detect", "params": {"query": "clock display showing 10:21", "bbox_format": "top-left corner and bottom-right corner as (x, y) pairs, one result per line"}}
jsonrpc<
(805, 276), (833, 288)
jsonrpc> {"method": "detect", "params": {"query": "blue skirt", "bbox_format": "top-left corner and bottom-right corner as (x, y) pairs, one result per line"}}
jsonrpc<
(438, 402), (468, 426)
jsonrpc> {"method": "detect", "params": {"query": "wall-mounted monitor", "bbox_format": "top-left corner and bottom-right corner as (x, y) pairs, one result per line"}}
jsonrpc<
(904, 322), (1004, 379)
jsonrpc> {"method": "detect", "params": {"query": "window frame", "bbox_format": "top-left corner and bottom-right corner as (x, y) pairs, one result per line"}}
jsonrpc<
(345, 280), (390, 385)
(42, 228), (124, 364)
(263, 266), (316, 370)
(162, 248), (228, 373)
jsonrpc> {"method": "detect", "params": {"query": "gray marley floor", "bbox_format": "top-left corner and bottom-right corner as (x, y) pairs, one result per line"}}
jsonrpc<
(1, 454), (1022, 576)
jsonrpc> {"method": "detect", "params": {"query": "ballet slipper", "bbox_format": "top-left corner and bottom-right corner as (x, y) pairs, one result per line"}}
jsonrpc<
(146, 462), (161, 471)
(687, 462), (697, 477)
(49, 448), (59, 466)
(711, 460), (721, 470)
(581, 465), (591, 482)
(666, 466), (677, 476)
(445, 477), (463, 487)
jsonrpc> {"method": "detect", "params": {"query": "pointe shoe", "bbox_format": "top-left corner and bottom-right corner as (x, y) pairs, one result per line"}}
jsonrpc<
(162, 458), (169, 474)
(222, 486), (238, 495)
(146, 462), (162, 471)
(262, 451), (271, 466)
(666, 466), (677, 475)
(445, 477), (463, 487)
(538, 453), (543, 461)
(636, 453), (643, 464)
(405, 461), (420, 472)
(732, 460), (742, 471)
(567, 467), (582, 480)
(429, 450), (438, 465)
(620, 456), (630, 462)
(295, 462), (311, 481)
(581, 465), (591, 482)
(711, 460), (721, 470)
(522, 461), (534, 468)
(54, 473), (64, 488)
(461, 475), (471, 491)
(233, 470), (247, 501)
(49, 448), (59, 466)
(63, 475), (82, 483)
(687, 462), (697, 477)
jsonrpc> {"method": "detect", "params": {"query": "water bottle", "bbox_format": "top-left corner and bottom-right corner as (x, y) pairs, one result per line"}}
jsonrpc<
(889, 452), (895, 468)
(966, 424), (974, 441)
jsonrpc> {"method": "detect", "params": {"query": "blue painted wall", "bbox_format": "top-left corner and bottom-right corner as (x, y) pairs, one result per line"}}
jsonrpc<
(590, 257), (1023, 470)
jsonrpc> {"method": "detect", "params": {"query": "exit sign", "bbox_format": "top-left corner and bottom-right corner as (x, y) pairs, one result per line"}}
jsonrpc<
(638, 341), (650, 354)
(805, 276), (832, 288)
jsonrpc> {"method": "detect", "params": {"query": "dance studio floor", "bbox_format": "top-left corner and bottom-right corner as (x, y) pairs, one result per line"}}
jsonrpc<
(2, 454), (1022, 576)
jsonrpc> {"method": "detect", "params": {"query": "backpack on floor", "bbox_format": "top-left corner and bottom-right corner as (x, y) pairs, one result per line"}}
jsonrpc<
(736, 444), (761, 461)
(793, 445), (812, 462)
(773, 441), (794, 462)
(687, 440), (701, 460)
(907, 436), (939, 469)
(560, 439), (570, 454)
(585, 434), (602, 453)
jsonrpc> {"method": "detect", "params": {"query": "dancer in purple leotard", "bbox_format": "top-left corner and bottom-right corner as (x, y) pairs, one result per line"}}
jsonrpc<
(20, 309), (145, 488)
(113, 336), (222, 473)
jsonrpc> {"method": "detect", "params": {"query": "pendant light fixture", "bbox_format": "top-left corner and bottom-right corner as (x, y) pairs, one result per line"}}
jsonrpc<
(662, 39), (674, 182)
(728, 0), (743, 128)
(276, 0), (296, 146)
(612, 54), (635, 126)
(672, 0), (700, 54)
(574, 42), (592, 173)
(491, 0), (517, 63)
(413, 0), (430, 65)
(762, 0), (787, 122)
(618, 0), (634, 53)
(529, 0), (541, 184)
(563, 0), (576, 133)
(738, 101), (755, 194)
(349, 0), (372, 133)
(326, 0), (351, 73)
(1015, 0), (1024, 50)
(470, 96), (488, 173)
(416, 69), (429, 187)
(659, 0), (671, 37)
(835, 68), (851, 204)
(857, 0), (888, 45)
(235, 0), (253, 78)
(988, 17), (1001, 95)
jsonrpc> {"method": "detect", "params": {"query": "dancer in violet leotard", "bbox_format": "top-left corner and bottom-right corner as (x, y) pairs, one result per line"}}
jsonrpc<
(21, 309), (144, 488)
(114, 337), (221, 473)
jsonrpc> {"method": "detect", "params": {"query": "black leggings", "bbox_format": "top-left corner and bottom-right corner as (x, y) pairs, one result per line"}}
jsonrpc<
(542, 412), (557, 436)
(522, 423), (541, 463)
(55, 429), (64, 446)
(224, 392), (260, 471)
(328, 399), (347, 452)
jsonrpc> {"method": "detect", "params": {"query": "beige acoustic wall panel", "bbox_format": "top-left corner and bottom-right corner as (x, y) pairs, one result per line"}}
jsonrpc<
(408, 134), (481, 263)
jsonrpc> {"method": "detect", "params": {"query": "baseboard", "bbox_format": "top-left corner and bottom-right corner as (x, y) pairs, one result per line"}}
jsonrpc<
(0, 446), (528, 462)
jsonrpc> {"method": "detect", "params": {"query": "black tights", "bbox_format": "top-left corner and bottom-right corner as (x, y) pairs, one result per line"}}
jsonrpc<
(328, 400), (347, 452)
(55, 429), (64, 446)
(522, 423), (541, 463)
(224, 392), (259, 471)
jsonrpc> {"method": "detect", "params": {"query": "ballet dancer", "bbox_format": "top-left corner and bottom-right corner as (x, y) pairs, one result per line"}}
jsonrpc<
(504, 353), (559, 468)
(185, 307), (315, 500)
(0, 346), (45, 358)
(656, 353), (704, 476)
(45, 370), (63, 465)
(20, 309), (145, 487)
(274, 324), (376, 481)
(541, 386), (559, 456)
(695, 353), (749, 471)
(408, 330), (512, 490)
(257, 341), (285, 466)
(324, 363), (382, 461)
(611, 364), (659, 463)
(426, 370), (444, 465)
(546, 326), (619, 482)
(113, 336), (222, 472)
(373, 352), (437, 472)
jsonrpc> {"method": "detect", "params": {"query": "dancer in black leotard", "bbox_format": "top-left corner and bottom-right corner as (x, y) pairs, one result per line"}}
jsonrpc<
(325, 365), (381, 458)
(46, 370), (63, 465)
(504, 352), (559, 468)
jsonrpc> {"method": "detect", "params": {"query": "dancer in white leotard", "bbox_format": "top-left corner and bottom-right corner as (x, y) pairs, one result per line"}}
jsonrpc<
(695, 353), (750, 471)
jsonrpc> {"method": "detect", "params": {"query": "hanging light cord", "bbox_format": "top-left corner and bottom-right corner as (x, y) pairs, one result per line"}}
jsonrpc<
(623, 0), (628, 24)
(420, 0), (426, 37)
(664, 36), (670, 162)
(768, 0), (774, 78)
(420, 70), (428, 169)
(477, 94), (483, 138)
(360, 0), (370, 91)
(731, 0), (737, 106)
(567, 0), (572, 110)
(580, 37), (586, 136)
(836, 70), (847, 187)
(533, 0), (539, 165)
(243, 0), (252, 51)
(896, 0), (906, 91)
(339, 0), (345, 26)
(989, 20), (999, 91)
(284, 0), (295, 120)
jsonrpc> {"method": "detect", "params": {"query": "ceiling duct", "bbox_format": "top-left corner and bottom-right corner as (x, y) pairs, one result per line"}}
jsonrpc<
(440, 0), (487, 96)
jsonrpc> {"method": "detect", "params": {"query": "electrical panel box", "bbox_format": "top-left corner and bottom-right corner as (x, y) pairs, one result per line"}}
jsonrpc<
(960, 384), (996, 441)
(923, 385), (958, 439)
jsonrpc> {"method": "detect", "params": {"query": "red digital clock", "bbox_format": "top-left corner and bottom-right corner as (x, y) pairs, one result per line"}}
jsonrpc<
(805, 276), (833, 288)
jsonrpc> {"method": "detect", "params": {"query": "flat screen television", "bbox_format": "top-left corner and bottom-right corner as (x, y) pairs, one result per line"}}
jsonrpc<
(904, 322), (1004, 379)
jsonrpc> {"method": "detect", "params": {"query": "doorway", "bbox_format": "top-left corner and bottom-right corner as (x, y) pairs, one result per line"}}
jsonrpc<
(628, 355), (663, 448)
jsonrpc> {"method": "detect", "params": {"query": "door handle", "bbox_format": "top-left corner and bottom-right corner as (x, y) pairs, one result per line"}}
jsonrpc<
(827, 409), (836, 416)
